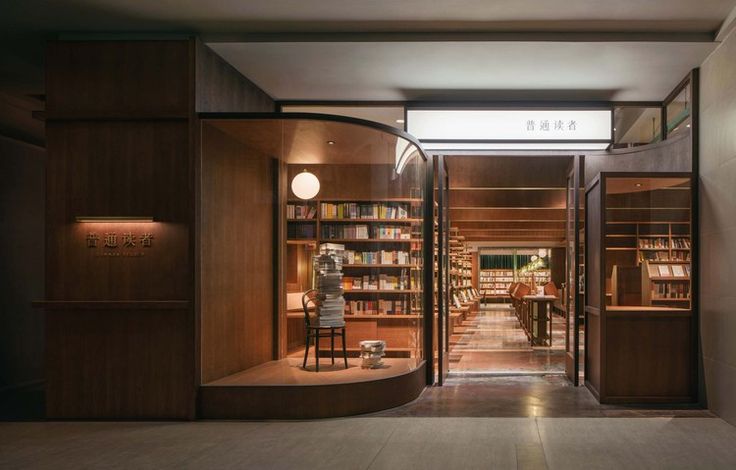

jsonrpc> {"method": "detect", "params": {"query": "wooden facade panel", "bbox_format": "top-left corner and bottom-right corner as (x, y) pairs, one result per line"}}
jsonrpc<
(450, 208), (566, 221)
(45, 121), (191, 223)
(195, 40), (275, 113)
(46, 308), (194, 419)
(45, 121), (192, 301)
(449, 189), (565, 208)
(46, 40), (191, 118)
(605, 314), (693, 400)
(447, 155), (571, 188)
(200, 124), (274, 383)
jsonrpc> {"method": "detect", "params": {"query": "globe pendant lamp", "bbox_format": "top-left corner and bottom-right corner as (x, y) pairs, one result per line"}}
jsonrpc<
(291, 170), (320, 200)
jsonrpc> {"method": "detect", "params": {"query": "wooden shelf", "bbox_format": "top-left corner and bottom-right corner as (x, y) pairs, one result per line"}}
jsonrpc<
(321, 218), (421, 224)
(286, 239), (317, 245)
(345, 314), (422, 319)
(287, 219), (317, 222)
(323, 238), (421, 243)
(343, 264), (416, 268)
(343, 289), (421, 294)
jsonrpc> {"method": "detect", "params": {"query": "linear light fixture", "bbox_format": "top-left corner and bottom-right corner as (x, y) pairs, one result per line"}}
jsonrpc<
(407, 109), (612, 152)
(75, 216), (154, 223)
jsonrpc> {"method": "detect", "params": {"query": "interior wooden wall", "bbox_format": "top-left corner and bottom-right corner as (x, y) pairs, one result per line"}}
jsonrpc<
(199, 123), (274, 383)
(445, 156), (571, 244)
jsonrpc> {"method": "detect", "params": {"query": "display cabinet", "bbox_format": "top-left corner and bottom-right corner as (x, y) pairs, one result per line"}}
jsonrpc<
(585, 172), (696, 403)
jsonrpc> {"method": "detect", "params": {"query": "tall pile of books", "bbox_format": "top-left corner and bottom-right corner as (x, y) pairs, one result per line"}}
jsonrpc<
(359, 340), (386, 368)
(313, 243), (346, 327)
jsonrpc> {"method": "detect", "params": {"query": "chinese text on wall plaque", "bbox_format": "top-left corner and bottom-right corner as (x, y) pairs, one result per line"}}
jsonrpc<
(86, 231), (154, 257)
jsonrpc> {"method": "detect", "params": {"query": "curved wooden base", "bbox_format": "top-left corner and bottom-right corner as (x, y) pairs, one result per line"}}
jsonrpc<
(199, 361), (426, 419)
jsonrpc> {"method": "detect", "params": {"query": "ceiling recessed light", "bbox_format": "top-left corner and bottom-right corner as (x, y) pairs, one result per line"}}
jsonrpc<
(327, 140), (335, 145)
(635, 183), (643, 188)
(686, 124), (691, 128)
(396, 119), (405, 124)
(613, 127), (617, 132)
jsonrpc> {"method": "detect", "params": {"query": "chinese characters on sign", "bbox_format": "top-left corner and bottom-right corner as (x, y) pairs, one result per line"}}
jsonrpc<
(526, 120), (577, 132)
(86, 231), (154, 257)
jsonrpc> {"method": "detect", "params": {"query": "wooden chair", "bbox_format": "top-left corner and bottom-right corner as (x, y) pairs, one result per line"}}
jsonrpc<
(302, 289), (348, 372)
(543, 281), (559, 297)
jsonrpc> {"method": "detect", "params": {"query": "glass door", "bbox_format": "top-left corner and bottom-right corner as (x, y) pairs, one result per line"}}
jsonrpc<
(435, 155), (451, 384)
(565, 155), (583, 385)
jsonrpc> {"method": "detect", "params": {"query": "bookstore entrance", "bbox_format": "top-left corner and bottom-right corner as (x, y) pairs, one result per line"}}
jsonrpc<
(433, 154), (584, 386)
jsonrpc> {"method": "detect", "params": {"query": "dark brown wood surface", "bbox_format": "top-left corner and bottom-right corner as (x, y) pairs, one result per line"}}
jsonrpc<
(199, 362), (426, 419)
(42, 39), (277, 419)
(586, 172), (695, 404)
(445, 155), (571, 243)
(46, 40), (191, 119)
(199, 123), (274, 384)
(195, 40), (275, 113)
(604, 311), (693, 401)
(46, 308), (194, 418)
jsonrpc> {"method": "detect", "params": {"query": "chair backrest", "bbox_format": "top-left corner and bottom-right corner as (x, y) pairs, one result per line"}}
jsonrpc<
(543, 281), (559, 297)
(512, 283), (532, 300)
(302, 289), (318, 328)
(508, 282), (518, 296)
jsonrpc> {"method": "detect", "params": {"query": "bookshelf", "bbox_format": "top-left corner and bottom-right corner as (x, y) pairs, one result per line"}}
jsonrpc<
(605, 221), (691, 307)
(479, 269), (514, 296)
(287, 198), (424, 357)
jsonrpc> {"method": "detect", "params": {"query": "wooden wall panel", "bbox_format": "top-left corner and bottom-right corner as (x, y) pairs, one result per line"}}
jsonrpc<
(195, 40), (275, 113)
(605, 314), (693, 400)
(447, 155), (570, 188)
(45, 122), (191, 301)
(46, 308), (193, 418)
(200, 123), (274, 383)
(46, 41), (191, 118)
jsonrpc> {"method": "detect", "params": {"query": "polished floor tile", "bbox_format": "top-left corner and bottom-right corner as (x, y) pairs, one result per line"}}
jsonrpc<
(1, 417), (735, 470)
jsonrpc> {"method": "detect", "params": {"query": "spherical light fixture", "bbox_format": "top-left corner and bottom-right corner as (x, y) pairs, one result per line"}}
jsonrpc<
(538, 248), (548, 258)
(291, 170), (320, 200)
(531, 255), (539, 262)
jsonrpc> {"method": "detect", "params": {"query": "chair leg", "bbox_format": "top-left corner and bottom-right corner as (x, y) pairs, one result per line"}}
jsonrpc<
(302, 332), (310, 369)
(342, 328), (348, 369)
(331, 328), (335, 365)
(315, 333), (320, 372)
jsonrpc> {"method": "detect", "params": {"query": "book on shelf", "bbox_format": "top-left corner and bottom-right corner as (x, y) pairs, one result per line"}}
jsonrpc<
(287, 223), (316, 239)
(672, 237), (691, 249)
(345, 298), (409, 315)
(320, 202), (414, 220)
(657, 265), (671, 277)
(639, 238), (669, 249)
(321, 224), (412, 240)
(342, 269), (413, 291)
(287, 203), (317, 220)
(671, 265), (686, 277)
(652, 282), (690, 300)
(343, 250), (411, 265)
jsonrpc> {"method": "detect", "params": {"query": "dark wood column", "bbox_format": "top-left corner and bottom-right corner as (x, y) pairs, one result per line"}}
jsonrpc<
(42, 38), (274, 419)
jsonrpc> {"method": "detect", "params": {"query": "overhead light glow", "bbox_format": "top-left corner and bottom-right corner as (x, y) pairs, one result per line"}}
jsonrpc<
(291, 170), (320, 200)
(407, 109), (612, 141)
(76, 216), (154, 223)
(420, 142), (611, 151)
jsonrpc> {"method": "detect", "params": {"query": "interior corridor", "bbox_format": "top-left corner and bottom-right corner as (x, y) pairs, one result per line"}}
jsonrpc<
(449, 305), (566, 374)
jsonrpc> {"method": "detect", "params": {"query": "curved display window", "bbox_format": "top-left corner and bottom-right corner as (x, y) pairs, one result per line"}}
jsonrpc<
(197, 115), (429, 418)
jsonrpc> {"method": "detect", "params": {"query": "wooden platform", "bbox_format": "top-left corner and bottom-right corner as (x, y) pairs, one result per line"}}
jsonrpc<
(199, 358), (426, 419)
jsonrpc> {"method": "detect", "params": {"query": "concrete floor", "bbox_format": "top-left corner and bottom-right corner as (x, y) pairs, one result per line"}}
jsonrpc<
(2, 417), (736, 469)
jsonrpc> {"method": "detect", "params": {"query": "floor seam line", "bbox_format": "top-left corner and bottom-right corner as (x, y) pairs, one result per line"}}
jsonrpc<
(364, 421), (398, 470)
(534, 416), (550, 470)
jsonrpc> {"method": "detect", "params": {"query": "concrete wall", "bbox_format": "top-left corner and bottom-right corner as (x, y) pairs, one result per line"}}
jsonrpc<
(699, 29), (736, 426)
(0, 135), (45, 391)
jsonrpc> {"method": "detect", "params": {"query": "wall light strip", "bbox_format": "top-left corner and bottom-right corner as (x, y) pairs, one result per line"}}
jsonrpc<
(75, 216), (154, 223)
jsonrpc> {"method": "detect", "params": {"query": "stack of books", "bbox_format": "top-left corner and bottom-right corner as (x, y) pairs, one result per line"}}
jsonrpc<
(359, 340), (386, 369)
(313, 243), (346, 327)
